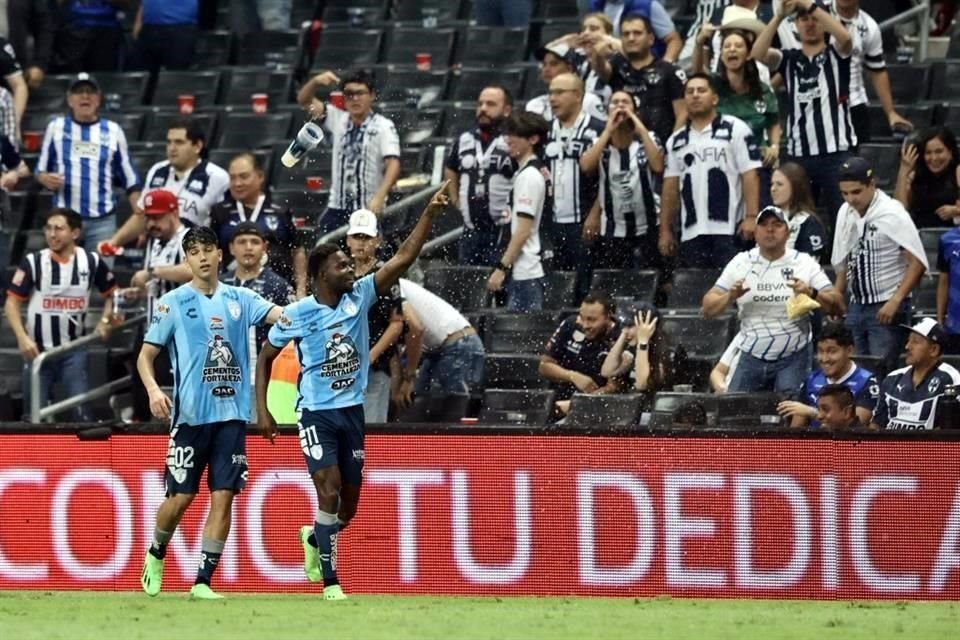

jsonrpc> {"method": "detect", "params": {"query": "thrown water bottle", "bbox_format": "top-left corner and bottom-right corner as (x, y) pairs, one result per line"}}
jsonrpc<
(112, 289), (126, 325)
(281, 121), (325, 168)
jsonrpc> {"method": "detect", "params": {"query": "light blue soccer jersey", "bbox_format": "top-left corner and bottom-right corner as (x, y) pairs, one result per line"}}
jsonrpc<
(144, 282), (276, 426)
(267, 274), (377, 411)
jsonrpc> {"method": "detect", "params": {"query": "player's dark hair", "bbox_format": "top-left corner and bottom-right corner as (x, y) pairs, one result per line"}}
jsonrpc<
(620, 13), (654, 34)
(182, 225), (219, 251)
(46, 207), (83, 230)
(817, 322), (855, 349)
(685, 72), (717, 94)
(481, 84), (514, 107)
(309, 242), (342, 280)
(582, 290), (615, 317)
(169, 116), (207, 148)
(818, 383), (855, 409)
(503, 112), (549, 150)
(340, 69), (376, 95)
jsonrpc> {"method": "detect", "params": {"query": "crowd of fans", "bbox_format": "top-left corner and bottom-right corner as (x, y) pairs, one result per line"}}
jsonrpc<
(3, 0), (960, 431)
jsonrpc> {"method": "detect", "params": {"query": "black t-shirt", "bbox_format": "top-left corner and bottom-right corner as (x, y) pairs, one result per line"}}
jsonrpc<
(365, 261), (403, 373)
(608, 55), (685, 149)
(544, 316), (621, 400)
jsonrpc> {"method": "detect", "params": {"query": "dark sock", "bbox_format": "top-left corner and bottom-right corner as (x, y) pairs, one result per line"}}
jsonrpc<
(194, 537), (225, 586)
(314, 511), (339, 587)
(149, 527), (172, 559)
(307, 532), (317, 547)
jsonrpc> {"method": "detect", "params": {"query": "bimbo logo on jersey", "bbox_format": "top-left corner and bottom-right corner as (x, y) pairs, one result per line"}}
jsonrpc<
(41, 296), (87, 311)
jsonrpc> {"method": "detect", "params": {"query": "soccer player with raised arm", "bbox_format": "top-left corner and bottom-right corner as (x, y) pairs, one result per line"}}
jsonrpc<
(138, 226), (283, 600)
(254, 183), (452, 601)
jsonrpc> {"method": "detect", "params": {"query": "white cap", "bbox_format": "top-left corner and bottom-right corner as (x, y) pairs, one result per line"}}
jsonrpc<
(347, 209), (379, 237)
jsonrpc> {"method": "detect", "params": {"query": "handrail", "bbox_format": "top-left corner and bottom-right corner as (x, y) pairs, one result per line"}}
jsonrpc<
(877, 1), (930, 62)
(420, 226), (464, 257)
(30, 313), (147, 423)
(316, 183), (442, 246)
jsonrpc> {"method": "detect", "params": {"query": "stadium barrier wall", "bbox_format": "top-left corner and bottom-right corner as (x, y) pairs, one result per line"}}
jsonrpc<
(0, 430), (958, 599)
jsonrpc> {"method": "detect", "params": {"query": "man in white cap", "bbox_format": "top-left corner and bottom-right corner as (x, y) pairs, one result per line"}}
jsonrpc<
(871, 318), (960, 430)
(345, 209), (403, 423)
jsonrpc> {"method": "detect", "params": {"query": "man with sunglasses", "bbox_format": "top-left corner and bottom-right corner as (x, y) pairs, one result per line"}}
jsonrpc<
(297, 69), (401, 235)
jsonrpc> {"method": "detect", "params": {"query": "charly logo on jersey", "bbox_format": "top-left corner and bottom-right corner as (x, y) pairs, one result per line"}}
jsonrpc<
(321, 333), (361, 380)
(203, 335), (242, 392)
(227, 301), (241, 320)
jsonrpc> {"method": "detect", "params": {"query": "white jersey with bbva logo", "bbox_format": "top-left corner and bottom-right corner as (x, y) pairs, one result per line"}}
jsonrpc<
(715, 248), (833, 361)
(139, 159), (230, 227)
(665, 115), (762, 243)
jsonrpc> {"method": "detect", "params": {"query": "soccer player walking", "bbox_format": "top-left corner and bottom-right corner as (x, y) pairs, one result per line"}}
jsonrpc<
(138, 226), (283, 600)
(254, 183), (453, 601)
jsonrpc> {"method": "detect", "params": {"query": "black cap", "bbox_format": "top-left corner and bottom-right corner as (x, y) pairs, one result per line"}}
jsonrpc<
(838, 156), (874, 183)
(69, 72), (100, 93)
(231, 221), (264, 241)
(534, 42), (577, 67)
(620, 301), (660, 327)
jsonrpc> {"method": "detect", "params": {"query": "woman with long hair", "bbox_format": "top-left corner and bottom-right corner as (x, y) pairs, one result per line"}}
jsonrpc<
(770, 161), (827, 260)
(895, 125), (960, 228)
(601, 303), (689, 393)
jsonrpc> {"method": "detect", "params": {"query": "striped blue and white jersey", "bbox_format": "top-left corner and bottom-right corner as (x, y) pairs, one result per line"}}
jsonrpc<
(325, 107), (400, 211)
(37, 117), (140, 217)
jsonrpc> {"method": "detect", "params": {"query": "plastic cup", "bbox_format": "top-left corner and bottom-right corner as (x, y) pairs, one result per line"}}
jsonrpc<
(177, 94), (195, 115)
(329, 91), (345, 110)
(305, 176), (324, 191)
(251, 93), (268, 113)
(416, 52), (432, 71)
(22, 130), (41, 152)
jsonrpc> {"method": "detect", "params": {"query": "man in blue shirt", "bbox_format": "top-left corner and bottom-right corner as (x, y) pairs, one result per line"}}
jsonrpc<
(134, 0), (198, 73)
(137, 225), (282, 600)
(254, 183), (453, 601)
(937, 226), (960, 354)
(777, 322), (880, 427)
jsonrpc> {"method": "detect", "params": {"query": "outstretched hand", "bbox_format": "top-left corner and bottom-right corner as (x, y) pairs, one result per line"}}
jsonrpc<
(426, 179), (453, 216)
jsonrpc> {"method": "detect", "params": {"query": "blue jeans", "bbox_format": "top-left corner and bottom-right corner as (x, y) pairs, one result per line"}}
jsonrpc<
(845, 300), (911, 372)
(728, 343), (812, 393)
(679, 234), (739, 269)
(363, 369), (391, 424)
(506, 276), (544, 312)
(416, 334), (486, 395)
(459, 225), (507, 266)
(473, 0), (532, 26)
(789, 152), (851, 227)
(22, 349), (91, 421)
(81, 215), (117, 267)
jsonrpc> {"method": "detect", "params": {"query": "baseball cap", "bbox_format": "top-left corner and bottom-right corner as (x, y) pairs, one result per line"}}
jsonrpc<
(346, 209), (379, 237)
(902, 317), (947, 347)
(69, 72), (100, 93)
(757, 205), (788, 224)
(231, 221), (263, 241)
(837, 156), (874, 183)
(534, 42), (576, 66)
(142, 189), (179, 216)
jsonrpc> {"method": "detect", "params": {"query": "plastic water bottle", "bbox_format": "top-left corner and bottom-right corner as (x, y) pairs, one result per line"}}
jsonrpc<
(112, 289), (126, 325)
(281, 122), (325, 168)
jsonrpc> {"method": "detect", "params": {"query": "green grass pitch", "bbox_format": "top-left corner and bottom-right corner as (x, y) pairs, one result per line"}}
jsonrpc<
(0, 592), (957, 639)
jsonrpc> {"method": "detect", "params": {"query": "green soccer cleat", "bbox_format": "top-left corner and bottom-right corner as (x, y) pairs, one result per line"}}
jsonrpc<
(323, 584), (348, 601)
(299, 525), (322, 583)
(190, 583), (225, 600)
(141, 551), (164, 597)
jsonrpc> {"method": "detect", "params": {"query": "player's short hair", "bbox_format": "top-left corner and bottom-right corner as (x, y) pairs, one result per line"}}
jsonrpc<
(818, 383), (855, 409)
(340, 69), (376, 95)
(817, 322), (855, 349)
(46, 207), (83, 230)
(182, 225), (219, 251)
(582, 290), (615, 316)
(168, 116), (207, 147)
(620, 13), (653, 34)
(685, 72), (717, 94)
(308, 242), (342, 279)
(480, 84), (514, 107)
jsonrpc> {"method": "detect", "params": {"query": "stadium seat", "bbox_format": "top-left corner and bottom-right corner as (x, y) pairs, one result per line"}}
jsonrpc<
(97, 72), (150, 108)
(142, 110), (219, 145)
(715, 393), (785, 428)
(392, 0), (467, 22)
(26, 75), (71, 111)
(562, 393), (644, 428)
(376, 67), (449, 106)
(216, 113), (293, 149)
(533, 19), (582, 50)
(449, 67), (525, 103)
(928, 60), (960, 101)
(458, 27), (529, 67)
(659, 312), (735, 359)
(321, 5), (388, 25)
(920, 227), (948, 270)
(440, 102), (479, 137)
(112, 112), (147, 143)
(270, 188), (329, 225)
(422, 265), (493, 312)
(521, 65), (546, 100)
(381, 106), (444, 145)
(865, 103), (934, 142)
(589, 269), (658, 303)
(667, 269), (723, 310)
(192, 30), (235, 68)
(482, 311), (556, 354)
(394, 392), (470, 423)
(479, 388), (555, 426)
(914, 275), (939, 315)
(535, 0), (581, 19)
(236, 30), (305, 67)
(270, 142), (332, 190)
(383, 27), (457, 68)
(857, 143), (900, 189)
(219, 68), (294, 107)
(483, 354), (547, 390)
(312, 29), (384, 70)
(150, 71), (223, 110)
(646, 391), (719, 429)
(544, 271), (577, 310)
(867, 63), (931, 103)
